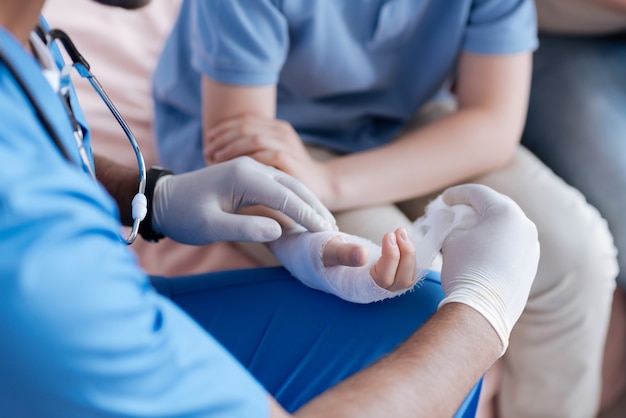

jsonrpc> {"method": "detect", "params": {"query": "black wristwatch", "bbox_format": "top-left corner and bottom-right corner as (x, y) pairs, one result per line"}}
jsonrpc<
(139, 166), (173, 243)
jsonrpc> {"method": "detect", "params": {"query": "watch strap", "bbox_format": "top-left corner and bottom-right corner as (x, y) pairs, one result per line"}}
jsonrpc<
(139, 166), (173, 242)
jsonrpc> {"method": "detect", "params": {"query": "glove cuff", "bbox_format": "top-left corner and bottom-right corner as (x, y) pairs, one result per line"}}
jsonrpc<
(438, 291), (509, 357)
(139, 166), (173, 243)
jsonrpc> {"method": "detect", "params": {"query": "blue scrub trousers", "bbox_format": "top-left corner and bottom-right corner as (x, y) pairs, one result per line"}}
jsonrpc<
(151, 267), (481, 417)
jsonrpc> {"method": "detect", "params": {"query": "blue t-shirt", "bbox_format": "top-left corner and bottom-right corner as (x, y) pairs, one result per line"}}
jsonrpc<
(0, 26), (268, 417)
(153, 0), (538, 173)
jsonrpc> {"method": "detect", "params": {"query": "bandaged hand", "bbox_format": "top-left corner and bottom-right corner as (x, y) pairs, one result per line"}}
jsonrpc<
(269, 227), (424, 304)
(431, 184), (540, 355)
(151, 156), (337, 245)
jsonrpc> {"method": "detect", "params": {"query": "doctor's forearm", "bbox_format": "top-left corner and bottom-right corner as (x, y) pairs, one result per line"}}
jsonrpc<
(93, 154), (138, 227)
(287, 303), (501, 418)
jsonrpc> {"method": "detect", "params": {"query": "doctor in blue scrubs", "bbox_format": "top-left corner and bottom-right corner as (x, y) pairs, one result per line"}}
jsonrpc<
(0, 0), (540, 417)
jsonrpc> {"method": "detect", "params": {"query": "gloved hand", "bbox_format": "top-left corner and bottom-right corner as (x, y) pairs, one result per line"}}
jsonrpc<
(436, 184), (540, 355)
(151, 156), (337, 245)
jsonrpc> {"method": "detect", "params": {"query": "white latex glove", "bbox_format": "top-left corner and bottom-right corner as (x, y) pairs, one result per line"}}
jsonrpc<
(435, 184), (540, 355)
(151, 156), (337, 245)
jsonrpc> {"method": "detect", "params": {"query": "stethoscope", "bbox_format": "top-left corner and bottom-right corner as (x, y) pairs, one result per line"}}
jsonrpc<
(0, 25), (147, 245)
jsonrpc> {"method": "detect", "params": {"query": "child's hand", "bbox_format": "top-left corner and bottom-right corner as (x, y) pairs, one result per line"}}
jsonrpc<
(322, 228), (417, 292)
(269, 226), (422, 303)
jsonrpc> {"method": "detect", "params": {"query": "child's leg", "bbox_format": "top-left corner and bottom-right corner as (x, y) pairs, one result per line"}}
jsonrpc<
(334, 204), (413, 246)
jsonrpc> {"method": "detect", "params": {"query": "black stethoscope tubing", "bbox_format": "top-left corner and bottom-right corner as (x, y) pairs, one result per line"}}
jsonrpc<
(0, 27), (147, 244)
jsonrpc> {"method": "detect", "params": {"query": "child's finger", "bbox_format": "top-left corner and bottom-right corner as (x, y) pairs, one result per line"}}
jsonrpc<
(322, 237), (368, 267)
(370, 232), (401, 289)
(388, 228), (417, 291)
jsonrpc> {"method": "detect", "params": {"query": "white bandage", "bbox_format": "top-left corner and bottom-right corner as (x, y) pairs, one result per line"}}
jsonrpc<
(269, 228), (415, 303)
(412, 196), (478, 264)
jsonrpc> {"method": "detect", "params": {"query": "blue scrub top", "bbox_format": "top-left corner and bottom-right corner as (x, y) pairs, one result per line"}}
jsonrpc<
(0, 26), (268, 417)
(153, 0), (538, 173)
